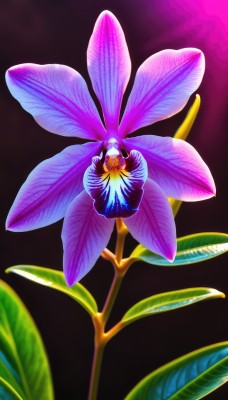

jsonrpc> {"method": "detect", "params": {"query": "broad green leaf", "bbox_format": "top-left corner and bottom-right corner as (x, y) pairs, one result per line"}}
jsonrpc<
(0, 281), (53, 400)
(0, 378), (23, 400)
(174, 94), (201, 140)
(131, 233), (228, 266)
(0, 329), (23, 395)
(125, 342), (228, 399)
(6, 265), (98, 316)
(122, 288), (224, 325)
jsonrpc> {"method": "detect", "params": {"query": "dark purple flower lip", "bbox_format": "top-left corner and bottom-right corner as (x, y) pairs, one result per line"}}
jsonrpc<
(83, 140), (148, 219)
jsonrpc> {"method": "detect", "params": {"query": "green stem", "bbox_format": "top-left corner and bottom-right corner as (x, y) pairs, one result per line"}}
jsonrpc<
(87, 342), (105, 400)
(87, 219), (129, 400)
(88, 270), (124, 400)
(115, 218), (128, 264)
(102, 269), (124, 325)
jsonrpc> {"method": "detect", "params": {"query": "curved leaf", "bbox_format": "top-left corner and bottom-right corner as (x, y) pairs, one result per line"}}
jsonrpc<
(122, 288), (224, 325)
(169, 198), (182, 218)
(6, 265), (98, 316)
(0, 329), (24, 395)
(131, 233), (228, 266)
(174, 94), (201, 141)
(0, 378), (23, 400)
(0, 281), (53, 400)
(125, 342), (228, 399)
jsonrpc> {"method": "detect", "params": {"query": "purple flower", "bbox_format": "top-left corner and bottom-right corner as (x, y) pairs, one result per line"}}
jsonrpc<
(6, 11), (215, 286)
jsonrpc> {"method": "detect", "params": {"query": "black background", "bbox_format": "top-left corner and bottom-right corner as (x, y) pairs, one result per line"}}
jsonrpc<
(1, 0), (228, 399)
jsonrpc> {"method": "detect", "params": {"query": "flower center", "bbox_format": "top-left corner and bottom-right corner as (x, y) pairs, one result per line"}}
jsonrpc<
(83, 138), (148, 219)
(104, 148), (126, 172)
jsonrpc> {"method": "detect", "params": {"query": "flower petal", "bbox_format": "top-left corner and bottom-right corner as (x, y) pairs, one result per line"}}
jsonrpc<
(6, 142), (102, 231)
(123, 135), (216, 201)
(87, 10), (131, 131)
(119, 48), (205, 137)
(83, 150), (148, 218)
(124, 179), (176, 261)
(6, 64), (106, 140)
(62, 190), (114, 286)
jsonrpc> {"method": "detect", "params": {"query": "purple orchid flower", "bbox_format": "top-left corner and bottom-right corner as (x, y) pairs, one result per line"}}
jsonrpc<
(6, 11), (215, 286)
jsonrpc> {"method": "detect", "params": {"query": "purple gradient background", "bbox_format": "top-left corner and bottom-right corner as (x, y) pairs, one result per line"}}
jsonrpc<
(1, 0), (228, 399)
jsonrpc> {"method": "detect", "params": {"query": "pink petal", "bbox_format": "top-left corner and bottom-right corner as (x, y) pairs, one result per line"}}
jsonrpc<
(6, 64), (106, 140)
(62, 190), (115, 286)
(83, 150), (148, 218)
(123, 135), (216, 201)
(119, 49), (205, 137)
(87, 10), (131, 132)
(6, 142), (102, 231)
(124, 179), (176, 261)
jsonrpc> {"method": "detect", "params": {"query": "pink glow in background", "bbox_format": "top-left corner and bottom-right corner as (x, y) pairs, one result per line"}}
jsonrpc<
(135, 0), (228, 147)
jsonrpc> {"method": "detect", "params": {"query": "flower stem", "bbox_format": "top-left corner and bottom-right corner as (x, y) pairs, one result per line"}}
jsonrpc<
(88, 314), (105, 400)
(87, 219), (129, 400)
(115, 218), (128, 264)
(102, 269), (124, 325)
(87, 344), (104, 400)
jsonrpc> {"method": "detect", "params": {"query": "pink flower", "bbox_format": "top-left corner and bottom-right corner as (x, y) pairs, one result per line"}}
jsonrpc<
(6, 11), (215, 285)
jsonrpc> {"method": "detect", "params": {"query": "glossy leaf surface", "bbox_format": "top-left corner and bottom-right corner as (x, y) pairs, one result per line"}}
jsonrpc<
(0, 378), (23, 400)
(0, 281), (53, 400)
(6, 265), (98, 316)
(122, 287), (224, 325)
(125, 342), (228, 399)
(131, 233), (228, 266)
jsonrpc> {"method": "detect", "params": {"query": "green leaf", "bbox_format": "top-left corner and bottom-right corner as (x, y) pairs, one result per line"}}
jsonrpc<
(121, 287), (224, 325)
(131, 233), (228, 266)
(6, 265), (98, 316)
(0, 329), (23, 395)
(0, 281), (53, 400)
(0, 378), (24, 400)
(125, 342), (228, 399)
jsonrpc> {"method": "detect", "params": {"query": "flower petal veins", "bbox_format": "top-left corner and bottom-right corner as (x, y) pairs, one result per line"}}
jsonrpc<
(125, 179), (176, 261)
(123, 135), (216, 201)
(6, 142), (102, 231)
(119, 48), (205, 137)
(62, 190), (115, 286)
(83, 150), (148, 218)
(6, 63), (106, 140)
(5, 10), (215, 284)
(87, 10), (131, 131)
